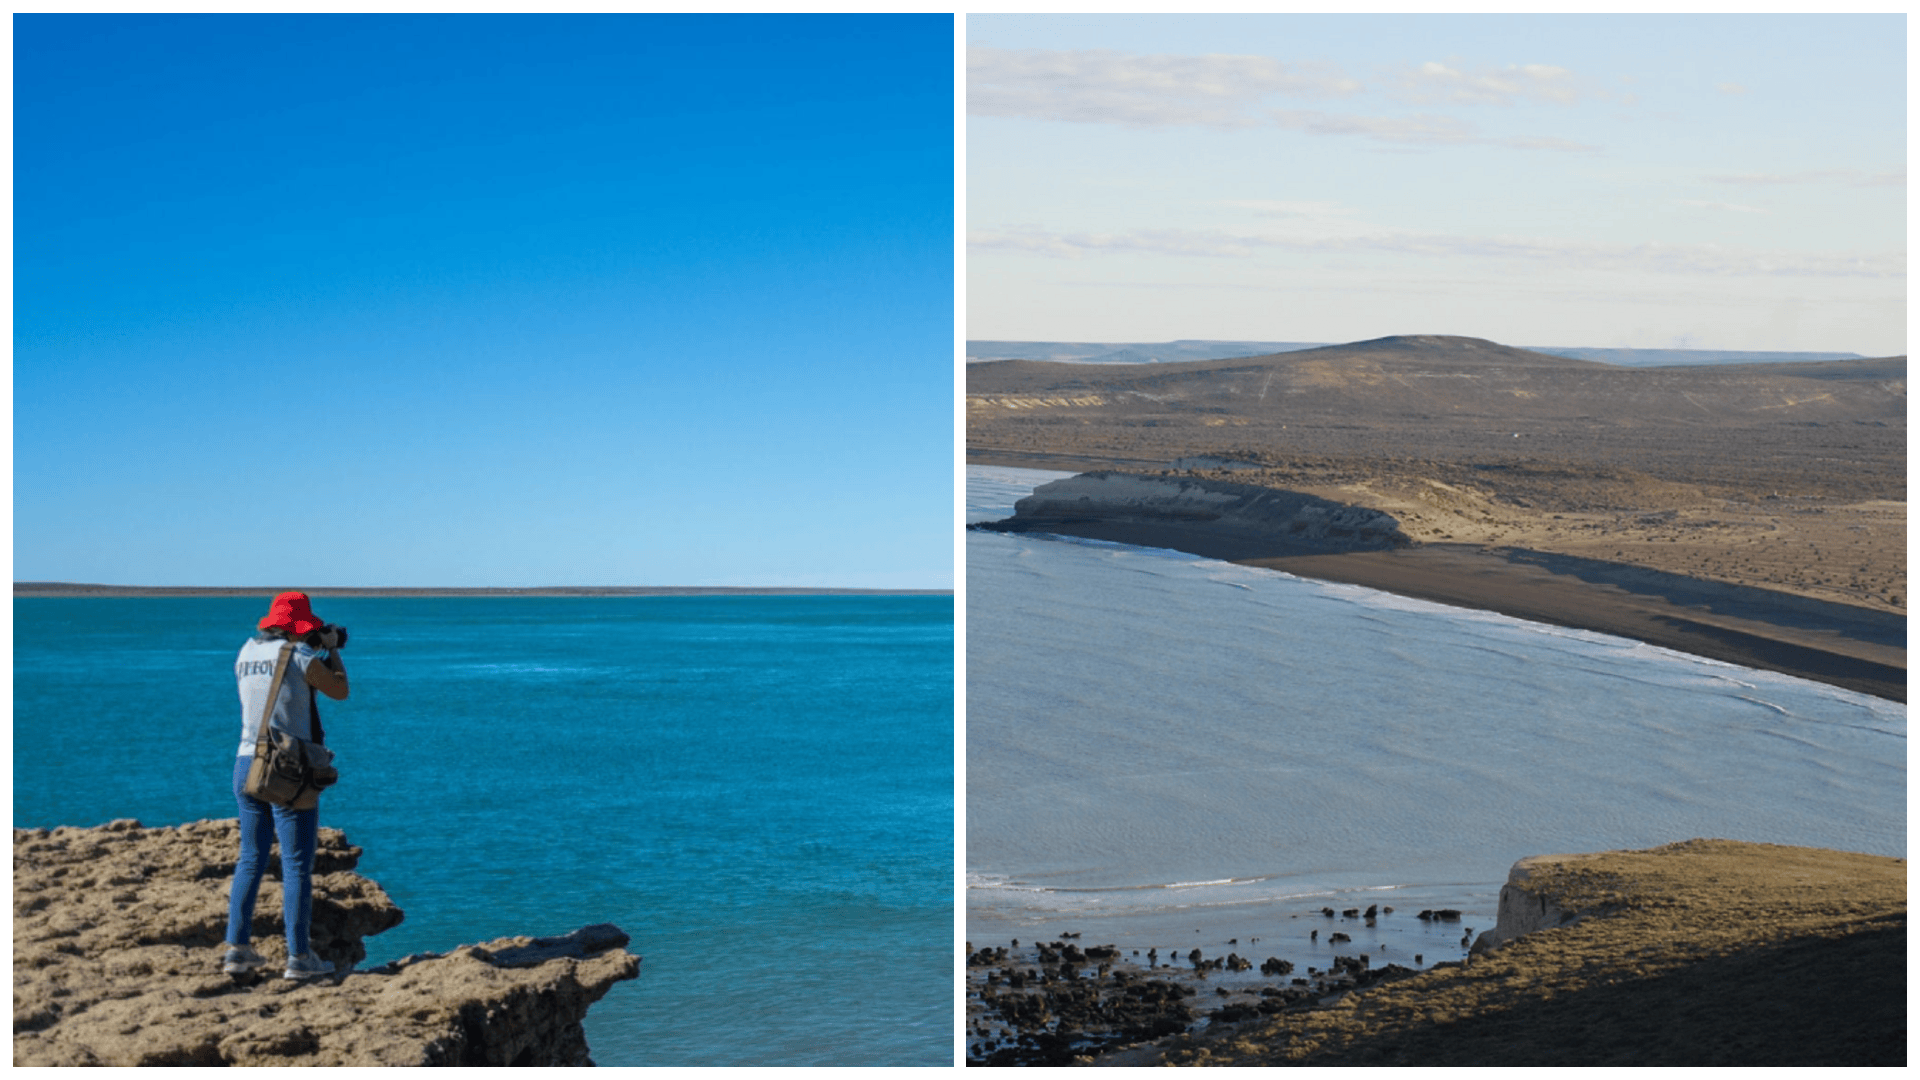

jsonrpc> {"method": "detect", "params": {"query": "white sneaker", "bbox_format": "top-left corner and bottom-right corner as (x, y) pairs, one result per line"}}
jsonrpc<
(283, 950), (333, 980)
(222, 944), (267, 975)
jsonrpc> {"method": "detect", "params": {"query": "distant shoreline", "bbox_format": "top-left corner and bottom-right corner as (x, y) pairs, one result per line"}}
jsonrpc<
(14, 583), (952, 598)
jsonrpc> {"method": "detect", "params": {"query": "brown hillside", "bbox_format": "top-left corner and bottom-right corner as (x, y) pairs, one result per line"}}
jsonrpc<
(968, 334), (1906, 624)
(969, 334), (1904, 428)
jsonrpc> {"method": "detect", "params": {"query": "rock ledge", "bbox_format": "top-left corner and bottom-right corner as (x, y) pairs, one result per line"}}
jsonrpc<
(13, 818), (640, 1066)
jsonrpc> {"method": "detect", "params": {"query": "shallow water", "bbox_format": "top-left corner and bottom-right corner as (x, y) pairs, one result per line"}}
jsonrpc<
(16, 594), (953, 1066)
(966, 466), (1904, 958)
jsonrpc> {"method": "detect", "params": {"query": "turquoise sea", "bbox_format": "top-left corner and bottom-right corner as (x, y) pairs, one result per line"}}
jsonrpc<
(14, 595), (954, 1067)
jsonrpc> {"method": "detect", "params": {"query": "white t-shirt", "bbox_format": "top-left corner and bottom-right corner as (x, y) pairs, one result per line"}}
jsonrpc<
(235, 634), (325, 756)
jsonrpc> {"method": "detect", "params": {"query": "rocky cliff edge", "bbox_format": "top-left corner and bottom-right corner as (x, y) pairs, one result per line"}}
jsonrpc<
(13, 818), (640, 1066)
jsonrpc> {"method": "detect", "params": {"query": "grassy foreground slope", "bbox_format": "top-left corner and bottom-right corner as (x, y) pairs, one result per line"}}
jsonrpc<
(1102, 840), (1904, 1067)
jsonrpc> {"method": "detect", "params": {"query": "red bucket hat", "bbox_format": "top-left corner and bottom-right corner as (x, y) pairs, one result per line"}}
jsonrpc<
(259, 591), (324, 635)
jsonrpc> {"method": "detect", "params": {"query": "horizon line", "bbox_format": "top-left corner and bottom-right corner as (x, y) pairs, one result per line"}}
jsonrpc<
(14, 582), (953, 597)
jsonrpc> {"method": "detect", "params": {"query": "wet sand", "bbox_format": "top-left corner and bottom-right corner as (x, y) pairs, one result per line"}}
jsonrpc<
(975, 513), (1904, 703)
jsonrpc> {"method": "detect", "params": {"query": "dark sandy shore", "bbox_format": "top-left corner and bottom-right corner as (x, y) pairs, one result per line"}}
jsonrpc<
(974, 515), (1904, 703)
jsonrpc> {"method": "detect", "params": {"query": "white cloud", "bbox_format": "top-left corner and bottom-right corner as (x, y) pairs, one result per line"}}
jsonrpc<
(1707, 167), (1906, 187)
(1716, 82), (1749, 95)
(1392, 61), (1583, 106)
(1269, 109), (1596, 151)
(1677, 199), (1769, 214)
(1218, 199), (1363, 221)
(968, 46), (1360, 129)
(967, 226), (1268, 259)
(966, 45), (1603, 149)
(969, 223), (1902, 279)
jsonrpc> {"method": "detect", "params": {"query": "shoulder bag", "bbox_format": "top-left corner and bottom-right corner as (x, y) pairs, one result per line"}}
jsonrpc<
(241, 642), (339, 810)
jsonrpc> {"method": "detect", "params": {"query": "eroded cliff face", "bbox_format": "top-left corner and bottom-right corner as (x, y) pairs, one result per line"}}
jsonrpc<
(1006, 471), (1412, 552)
(13, 818), (640, 1066)
(1470, 854), (1616, 956)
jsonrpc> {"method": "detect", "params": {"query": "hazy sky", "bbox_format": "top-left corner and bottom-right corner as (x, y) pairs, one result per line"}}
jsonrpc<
(966, 14), (1905, 355)
(17, 15), (953, 588)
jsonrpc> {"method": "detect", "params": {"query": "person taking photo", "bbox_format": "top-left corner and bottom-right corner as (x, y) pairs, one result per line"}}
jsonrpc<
(222, 591), (348, 980)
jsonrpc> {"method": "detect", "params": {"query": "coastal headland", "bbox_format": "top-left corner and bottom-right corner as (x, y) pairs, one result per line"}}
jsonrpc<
(969, 335), (1905, 701)
(13, 819), (640, 1066)
(967, 840), (1902, 1067)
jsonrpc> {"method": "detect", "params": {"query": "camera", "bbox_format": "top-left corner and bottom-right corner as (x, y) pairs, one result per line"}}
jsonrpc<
(304, 624), (349, 650)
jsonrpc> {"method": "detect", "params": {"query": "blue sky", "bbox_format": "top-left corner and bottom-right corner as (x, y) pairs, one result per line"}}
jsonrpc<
(967, 14), (1904, 355)
(16, 14), (954, 589)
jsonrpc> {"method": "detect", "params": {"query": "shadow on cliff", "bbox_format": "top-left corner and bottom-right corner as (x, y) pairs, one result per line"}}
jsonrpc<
(1282, 916), (1905, 1067)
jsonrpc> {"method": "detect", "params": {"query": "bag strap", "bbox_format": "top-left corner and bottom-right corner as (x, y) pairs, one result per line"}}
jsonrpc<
(253, 641), (296, 758)
(310, 684), (325, 746)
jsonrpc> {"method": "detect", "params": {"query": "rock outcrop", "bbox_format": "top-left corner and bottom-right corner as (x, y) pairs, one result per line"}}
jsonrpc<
(994, 471), (1411, 552)
(13, 819), (640, 1066)
(1469, 853), (1617, 956)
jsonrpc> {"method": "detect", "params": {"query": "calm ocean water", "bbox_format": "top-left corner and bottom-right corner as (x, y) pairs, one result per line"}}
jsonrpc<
(967, 466), (1904, 969)
(15, 594), (953, 1067)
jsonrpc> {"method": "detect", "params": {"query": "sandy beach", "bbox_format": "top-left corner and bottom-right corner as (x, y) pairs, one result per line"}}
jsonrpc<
(970, 458), (1904, 703)
(976, 512), (1902, 702)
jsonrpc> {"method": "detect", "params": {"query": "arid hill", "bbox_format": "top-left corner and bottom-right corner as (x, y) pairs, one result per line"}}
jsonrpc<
(968, 335), (1906, 621)
(969, 334), (1903, 453)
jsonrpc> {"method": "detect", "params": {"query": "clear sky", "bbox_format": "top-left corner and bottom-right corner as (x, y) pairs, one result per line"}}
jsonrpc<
(966, 14), (1905, 356)
(16, 14), (954, 589)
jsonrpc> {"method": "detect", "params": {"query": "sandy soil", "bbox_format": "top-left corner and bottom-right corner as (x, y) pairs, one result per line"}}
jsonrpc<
(1094, 840), (1905, 1067)
(1269, 463), (1906, 616)
(973, 451), (1905, 616)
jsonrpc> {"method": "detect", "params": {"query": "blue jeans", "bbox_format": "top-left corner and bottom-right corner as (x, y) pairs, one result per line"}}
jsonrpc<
(226, 755), (318, 955)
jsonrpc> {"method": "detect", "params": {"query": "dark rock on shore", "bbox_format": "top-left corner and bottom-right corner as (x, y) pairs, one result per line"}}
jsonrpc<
(966, 935), (1427, 1066)
(13, 819), (640, 1066)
